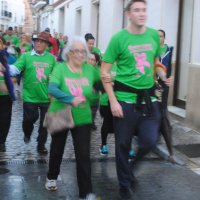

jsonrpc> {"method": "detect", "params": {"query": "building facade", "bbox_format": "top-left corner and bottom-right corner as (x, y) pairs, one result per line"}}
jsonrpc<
(0, 0), (25, 32)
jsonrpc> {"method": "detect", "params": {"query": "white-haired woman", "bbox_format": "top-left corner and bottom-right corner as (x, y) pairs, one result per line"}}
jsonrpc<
(45, 36), (100, 200)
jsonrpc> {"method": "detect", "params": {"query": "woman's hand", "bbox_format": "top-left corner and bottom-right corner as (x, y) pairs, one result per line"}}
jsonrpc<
(0, 64), (6, 72)
(110, 100), (124, 118)
(72, 96), (85, 106)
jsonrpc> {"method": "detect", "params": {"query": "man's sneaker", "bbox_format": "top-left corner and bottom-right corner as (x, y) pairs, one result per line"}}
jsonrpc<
(99, 145), (109, 156)
(128, 149), (136, 162)
(86, 193), (98, 200)
(24, 136), (30, 144)
(45, 178), (57, 191)
(129, 149), (136, 157)
(79, 193), (98, 200)
(119, 188), (132, 199)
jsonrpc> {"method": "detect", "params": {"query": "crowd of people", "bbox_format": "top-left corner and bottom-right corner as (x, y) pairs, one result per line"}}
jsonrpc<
(0, 0), (174, 199)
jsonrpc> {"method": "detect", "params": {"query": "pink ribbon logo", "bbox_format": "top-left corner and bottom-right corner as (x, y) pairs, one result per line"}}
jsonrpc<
(134, 53), (150, 74)
(36, 68), (46, 82)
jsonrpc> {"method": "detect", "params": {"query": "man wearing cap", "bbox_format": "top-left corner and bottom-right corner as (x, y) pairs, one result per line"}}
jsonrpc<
(4, 27), (20, 47)
(10, 31), (56, 154)
(44, 28), (59, 57)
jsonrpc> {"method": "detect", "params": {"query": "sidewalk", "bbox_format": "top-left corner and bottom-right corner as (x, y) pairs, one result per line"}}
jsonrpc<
(156, 113), (200, 174)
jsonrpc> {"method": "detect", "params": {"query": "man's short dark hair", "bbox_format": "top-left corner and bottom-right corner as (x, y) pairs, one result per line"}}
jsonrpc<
(125, 0), (147, 11)
(8, 26), (13, 31)
(45, 27), (50, 32)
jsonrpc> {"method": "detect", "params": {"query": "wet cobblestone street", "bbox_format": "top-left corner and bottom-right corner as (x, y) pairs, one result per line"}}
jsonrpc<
(0, 97), (115, 163)
(1, 97), (200, 200)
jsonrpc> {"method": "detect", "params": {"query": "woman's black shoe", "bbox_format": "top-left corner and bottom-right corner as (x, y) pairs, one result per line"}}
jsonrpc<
(119, 188), (132, 199)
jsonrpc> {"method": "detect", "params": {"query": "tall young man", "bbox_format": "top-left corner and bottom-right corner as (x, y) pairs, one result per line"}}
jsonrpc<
(101, 0), (172, 199)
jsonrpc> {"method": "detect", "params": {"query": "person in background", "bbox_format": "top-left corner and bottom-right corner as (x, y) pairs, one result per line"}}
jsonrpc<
(158, 29), (173, 109)
(88, 52), (101, 130)
(9, 32), (56, 154)
(3, 27), (20, 48)
(101, 0), (172, 199)
(45, 36), (99, 200)
(45, 28), (59, 57)
(20, 34), (32, 54)
(157, 29), (174, 161)
(85, 33), (102, 58)
(99, 64), (116, 156)
(58, 35), (68, 62)
(15, 34), (32, 92)
(0, 37), (16, 151)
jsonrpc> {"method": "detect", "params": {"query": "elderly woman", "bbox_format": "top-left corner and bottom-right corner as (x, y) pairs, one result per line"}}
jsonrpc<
(45, 36), (99, 200)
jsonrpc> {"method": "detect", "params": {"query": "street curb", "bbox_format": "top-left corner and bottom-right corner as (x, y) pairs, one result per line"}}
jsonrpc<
(154, 145), (186, 166)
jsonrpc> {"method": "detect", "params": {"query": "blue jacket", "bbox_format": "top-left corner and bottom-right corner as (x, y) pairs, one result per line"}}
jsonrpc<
(0, 50), (16, 101)
(160, 46), (173, 78)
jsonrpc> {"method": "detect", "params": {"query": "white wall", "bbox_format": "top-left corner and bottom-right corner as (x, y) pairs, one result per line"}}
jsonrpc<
(192, 0), (200, 64)
(39, 0), (179, 54)
(147, 0), (179, 60)
(10, 0), (25, 27)
(0, 0), (25, 29)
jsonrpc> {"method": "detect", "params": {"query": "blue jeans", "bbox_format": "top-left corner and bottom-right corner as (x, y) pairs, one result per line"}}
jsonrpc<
(113, 101), (161, 188)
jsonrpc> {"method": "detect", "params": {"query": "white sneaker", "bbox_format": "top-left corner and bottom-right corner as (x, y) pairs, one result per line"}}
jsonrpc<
(45, 178), (57, 191)
(79, 193), (97, 200)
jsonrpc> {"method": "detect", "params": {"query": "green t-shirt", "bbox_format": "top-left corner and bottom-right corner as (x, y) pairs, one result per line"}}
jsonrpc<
(102, 27), (161, 103)
(14, 51), (56, 103)
(160, 44), (168, 56)
(100, 64), (117, 106)
(91, 47), (102, 58)
(20, 43), (32, 53)
(60, 41), (65, 48)
(4, 34), (20, 47)
(0, 63), (8, 96)
(48, 62), (100, 126)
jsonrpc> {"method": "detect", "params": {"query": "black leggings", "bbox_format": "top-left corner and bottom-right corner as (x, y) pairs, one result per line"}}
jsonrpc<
(47, 124), (92, 198)
(0, 95), (12, 144)
(100, 105), (114, 145)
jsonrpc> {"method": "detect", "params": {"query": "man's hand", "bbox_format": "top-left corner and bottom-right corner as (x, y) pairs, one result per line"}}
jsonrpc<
(162, 76), (174, 87)
(110, 100), (124, 118)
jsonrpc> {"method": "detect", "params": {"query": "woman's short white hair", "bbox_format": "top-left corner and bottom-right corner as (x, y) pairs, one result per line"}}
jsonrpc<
(62, 36), (89, 61)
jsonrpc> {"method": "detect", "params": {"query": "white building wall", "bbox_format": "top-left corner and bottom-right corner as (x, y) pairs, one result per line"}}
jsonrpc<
(0, 0), (25, 30)
(9, 0), (25, 28)
(192, 0), (200, 64)
(41, 0), (179, 53)
(147, 0), (179, 60)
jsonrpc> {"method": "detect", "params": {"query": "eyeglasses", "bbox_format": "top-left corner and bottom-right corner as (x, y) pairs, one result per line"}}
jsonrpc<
(70, 49), (87, 56)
